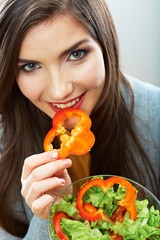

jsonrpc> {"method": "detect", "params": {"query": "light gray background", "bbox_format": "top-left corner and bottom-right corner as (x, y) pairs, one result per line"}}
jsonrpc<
(106, 0), (160, 87)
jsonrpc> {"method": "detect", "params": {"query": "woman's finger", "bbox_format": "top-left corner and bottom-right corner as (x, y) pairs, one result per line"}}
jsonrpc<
(31, 193), (56, 220)
(25, 176), (66, 209)
(21, 159), (72, 197)
(28, 158), (71, 182)
(21, 151), (58, 181)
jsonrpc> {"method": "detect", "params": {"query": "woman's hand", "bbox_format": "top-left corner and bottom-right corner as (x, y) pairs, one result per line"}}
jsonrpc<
(21, 151), (72, 220)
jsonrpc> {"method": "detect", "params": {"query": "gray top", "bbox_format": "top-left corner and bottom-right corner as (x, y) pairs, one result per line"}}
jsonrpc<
(125, 75), (160, 196)
(0, 75), (160, 239)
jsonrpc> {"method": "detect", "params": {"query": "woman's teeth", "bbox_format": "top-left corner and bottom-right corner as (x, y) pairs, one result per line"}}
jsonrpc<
(52, 97), (80, 109)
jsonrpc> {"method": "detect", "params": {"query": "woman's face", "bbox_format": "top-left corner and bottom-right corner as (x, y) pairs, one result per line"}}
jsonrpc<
(17, 14), (105, 122)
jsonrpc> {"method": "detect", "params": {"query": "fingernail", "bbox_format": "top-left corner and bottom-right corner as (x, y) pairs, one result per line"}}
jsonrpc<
(63, 159), (72, 167)
(50, 151), (58, 159)
(60, 179), (65, 185)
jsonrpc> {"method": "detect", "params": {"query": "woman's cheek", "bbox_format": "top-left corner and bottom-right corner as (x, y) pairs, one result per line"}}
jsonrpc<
(17, 76), (42, 101)
(73, 58), (105, 89)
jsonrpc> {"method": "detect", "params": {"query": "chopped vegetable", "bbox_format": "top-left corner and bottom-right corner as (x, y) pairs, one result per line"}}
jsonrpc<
(53, 212), (72, 240)
(44, 108), (95, 159)
(76, 176), (137, 221)
(49, 176), (160, 240)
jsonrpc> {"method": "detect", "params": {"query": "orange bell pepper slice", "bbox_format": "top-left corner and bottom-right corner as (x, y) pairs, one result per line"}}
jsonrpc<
(43, 108), (95, 159)
(76, 176), (137, 222)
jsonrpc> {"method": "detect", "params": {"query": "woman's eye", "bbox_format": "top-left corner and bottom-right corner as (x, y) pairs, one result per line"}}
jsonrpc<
(19, 63), (40, 73)
(68, 49), (87, 61)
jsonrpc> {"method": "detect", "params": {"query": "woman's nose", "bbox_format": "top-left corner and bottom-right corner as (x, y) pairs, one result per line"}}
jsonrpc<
(47, 67), (74, 100)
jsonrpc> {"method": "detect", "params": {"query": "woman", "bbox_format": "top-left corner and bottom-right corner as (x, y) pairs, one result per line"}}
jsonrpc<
(0, 0), (160, 239)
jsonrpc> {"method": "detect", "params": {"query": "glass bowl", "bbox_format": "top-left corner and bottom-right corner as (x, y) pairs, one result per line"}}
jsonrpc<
(47, 175), (160, 240)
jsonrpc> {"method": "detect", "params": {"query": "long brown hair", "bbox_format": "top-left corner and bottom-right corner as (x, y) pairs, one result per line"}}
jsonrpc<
(0, 0), (157, 237)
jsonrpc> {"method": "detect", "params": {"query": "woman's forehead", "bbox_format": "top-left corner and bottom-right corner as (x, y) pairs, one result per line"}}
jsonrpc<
(22, 13), (88, 40)
(19, 14), (93, 59)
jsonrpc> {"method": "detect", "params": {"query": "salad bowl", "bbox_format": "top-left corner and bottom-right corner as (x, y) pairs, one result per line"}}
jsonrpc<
(48, 175), (160, 240)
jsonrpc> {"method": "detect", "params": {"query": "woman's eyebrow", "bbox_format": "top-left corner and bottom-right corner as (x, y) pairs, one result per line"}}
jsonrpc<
(18, 59), (40, 64)
(59, 39), (90, 58)
(18, 39), (90, 63)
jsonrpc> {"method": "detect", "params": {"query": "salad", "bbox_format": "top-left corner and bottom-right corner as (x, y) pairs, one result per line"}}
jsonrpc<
(49, 176), (160, 240)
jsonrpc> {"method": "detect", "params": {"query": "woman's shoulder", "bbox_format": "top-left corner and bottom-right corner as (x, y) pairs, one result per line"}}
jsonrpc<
(124, 73), (160, 159)
(123, 74), (160, 118)
(122, 73), (160, 155)
(125, 74), (160, 100)
(123, 74), (160, 197)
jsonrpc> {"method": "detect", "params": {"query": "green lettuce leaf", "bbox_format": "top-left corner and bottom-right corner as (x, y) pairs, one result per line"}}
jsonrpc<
(61, 218), (110, 240)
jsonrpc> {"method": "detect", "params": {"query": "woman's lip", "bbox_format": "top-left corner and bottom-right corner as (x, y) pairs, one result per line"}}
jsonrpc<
(48, 92), (86, 112)
(53, 92), (84, 105)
